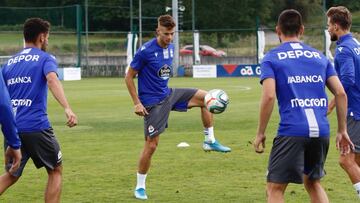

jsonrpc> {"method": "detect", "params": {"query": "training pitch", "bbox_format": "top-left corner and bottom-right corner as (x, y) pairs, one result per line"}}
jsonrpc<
(0, 77), (357, 202)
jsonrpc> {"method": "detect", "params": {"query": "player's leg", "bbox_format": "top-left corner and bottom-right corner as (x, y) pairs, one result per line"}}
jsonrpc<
(339, 153), (360, 183)
(20, 129), (63, 202)
(339, 117), (360, 198)
(303, 137), (329, 203)
(45, 165), (62, 203)
(138, 136), (160, 174)
(266, 182), (287, 203)
(303, 175), (329, 203)
(135, 100), (172, 200)
(266, 136), (305, 202)
(0, 137), (30, 194)
(187, 89), (231, 152)
(135, 135), (160, 200)
(339, 153), (360, 196)
(0, 173), (20, 194)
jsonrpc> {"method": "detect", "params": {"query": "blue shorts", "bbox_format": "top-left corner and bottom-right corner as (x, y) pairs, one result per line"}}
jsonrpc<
(143, 88), (197, 137)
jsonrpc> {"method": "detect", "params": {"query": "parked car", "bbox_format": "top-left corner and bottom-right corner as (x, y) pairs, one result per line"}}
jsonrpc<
(180, 45), (227, 57)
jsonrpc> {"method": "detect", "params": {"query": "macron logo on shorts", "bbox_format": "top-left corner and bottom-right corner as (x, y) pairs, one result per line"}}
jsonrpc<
(57, 151), (62, 162)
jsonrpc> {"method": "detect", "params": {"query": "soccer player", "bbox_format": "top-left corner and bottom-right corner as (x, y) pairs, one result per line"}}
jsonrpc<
(0, 70), (22, 178)
(0, 18), (77, 203)
(253, 9), (353, 203)
(327, 6), (360, 199)
(125, 14), (231, 200)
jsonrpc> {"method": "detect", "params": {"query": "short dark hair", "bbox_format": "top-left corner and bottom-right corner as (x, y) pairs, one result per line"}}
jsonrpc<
(327, 6), (352, 30)
(158, 15), (176, 29)
(23, 18), (50, 43)
(277, 9), (303, 36)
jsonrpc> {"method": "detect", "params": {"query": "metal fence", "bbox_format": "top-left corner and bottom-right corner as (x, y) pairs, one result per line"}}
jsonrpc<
(1, 5), (360, 77)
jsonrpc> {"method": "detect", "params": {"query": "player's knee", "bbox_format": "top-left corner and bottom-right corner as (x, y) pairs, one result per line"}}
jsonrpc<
(304, 178), (320, 190)
(47, 165), (63, 176)
(188, 90), (206, 108)
(266, 183), (286, 195)
(196, 89), (207, 96)
(145, 139), (159, 154)
(148, 142), (158, 153)
(339, 155), (353, 169)
(0, 173), (20, 195)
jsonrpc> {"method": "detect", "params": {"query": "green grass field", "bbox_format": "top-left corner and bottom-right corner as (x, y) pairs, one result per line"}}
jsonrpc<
(0, 77), (358, 202)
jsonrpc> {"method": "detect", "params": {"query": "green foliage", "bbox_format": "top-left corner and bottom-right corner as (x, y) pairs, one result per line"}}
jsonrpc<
(328, 0), (360, 10)
(194, 0), (273, 29)
(0, 77), (358, 202)
(353, 12), (360, 26)
(270, 0), (323, 24)
(0, 33), (127, 55)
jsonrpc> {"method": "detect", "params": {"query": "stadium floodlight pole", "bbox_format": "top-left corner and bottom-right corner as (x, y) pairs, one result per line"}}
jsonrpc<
(130, 0), (133, 33)
(322, 0), (327, 55)
(76, 4), (82, 67)
(256, 16), (259, 64)
(85, 0), (89, 67)
(139, 0), (142, 47)
(192, 0), (195, 65)
(172, 0), (179, 77)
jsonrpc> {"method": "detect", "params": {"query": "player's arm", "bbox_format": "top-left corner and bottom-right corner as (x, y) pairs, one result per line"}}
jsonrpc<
(337, 48), (355, 92)
(0, 72), (22, 173)
(46, 72), (77, 127)
(124, 67), (148, 116)
(326, 75), (354, 154)
(0, 104), (22, 174)
(329, 49), (354, 115)
(254, 78), (275, 153)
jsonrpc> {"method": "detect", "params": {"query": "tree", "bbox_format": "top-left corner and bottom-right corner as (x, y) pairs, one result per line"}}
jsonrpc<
(186, 0), (273, 46)
(270, 0), (323, 25)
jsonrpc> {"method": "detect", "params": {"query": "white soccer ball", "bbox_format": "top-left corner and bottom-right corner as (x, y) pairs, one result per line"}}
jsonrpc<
(204, 89), (229, 114)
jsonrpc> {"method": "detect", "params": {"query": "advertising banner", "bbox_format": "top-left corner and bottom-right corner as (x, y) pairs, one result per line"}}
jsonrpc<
(193, 65), (217, 78)
(216, 64), (260, 77)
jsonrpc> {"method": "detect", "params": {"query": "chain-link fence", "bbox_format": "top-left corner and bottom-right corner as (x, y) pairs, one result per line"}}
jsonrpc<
(1, 5), (360, 77)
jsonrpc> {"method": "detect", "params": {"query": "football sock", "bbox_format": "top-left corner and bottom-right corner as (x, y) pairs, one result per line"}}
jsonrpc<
(353, 182), (360, 198)
(204, 126), (215, 143)
(136, 172), (147, 190)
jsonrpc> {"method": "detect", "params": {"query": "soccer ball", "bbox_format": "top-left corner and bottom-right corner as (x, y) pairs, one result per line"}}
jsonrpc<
(204, 89), (229, 114)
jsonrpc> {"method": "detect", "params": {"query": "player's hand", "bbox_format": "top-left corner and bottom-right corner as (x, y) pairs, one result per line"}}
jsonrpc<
(65, 108), (78, 127)
(5, 146), (21, 175)
(134, 103), (148, 117)
(254, 133), (266, 153)
(336, 131), (354, 155)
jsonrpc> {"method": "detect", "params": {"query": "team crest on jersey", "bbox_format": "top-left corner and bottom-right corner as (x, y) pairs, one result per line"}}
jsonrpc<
(155, 52), (158, 57)
(338, 47), (343, 52)
(158, 64), (171, 80)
